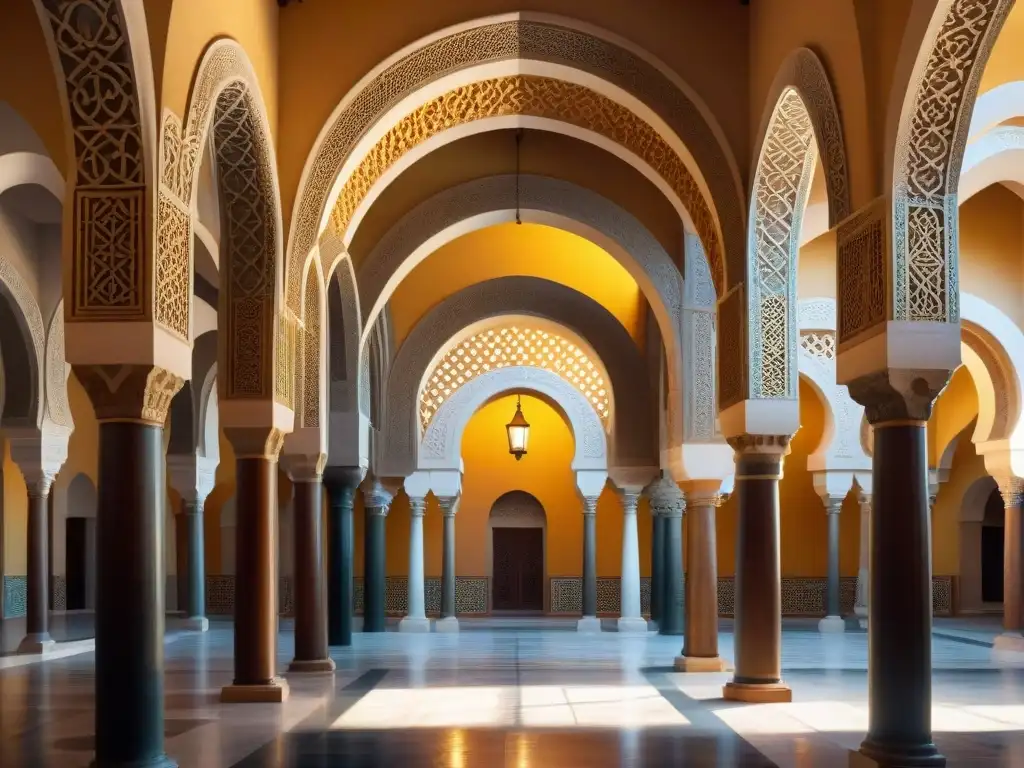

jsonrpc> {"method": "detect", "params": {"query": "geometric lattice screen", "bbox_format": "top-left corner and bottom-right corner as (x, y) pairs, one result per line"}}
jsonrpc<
(419, 325), (610, 429)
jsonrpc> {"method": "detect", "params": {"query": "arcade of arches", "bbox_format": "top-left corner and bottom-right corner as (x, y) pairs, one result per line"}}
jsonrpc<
(4, 1), (1024, 766)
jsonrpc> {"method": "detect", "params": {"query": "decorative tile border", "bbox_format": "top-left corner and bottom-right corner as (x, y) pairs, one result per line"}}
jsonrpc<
(51, 576), (67, 613)
(201, 573), (956, 618)
(3, 576), (27, 618)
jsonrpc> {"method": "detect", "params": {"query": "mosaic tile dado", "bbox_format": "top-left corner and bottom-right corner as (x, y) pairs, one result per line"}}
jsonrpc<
(550, 575), (954, 617)
(2, 576), (26, 618)
(353, 577), (489, 614)
(204, 576), (295, 617)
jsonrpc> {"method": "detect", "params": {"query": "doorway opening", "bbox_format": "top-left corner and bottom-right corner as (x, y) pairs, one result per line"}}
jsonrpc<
(981, 488), (1005, 605)
(65, 473), (98, 611)
(488, 490), (546, 612)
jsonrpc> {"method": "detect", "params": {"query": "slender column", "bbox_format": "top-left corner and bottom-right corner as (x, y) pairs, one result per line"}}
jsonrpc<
(18, 472), (56, 653)
(362, 480), (392, 633)
(174, 512), (188, 613)
(221, 428), (289, 703)
(577, 495), (600, 632)
(287, 456), (334, 673)
(650, 504), (665, 625)
(649, 475), (685, 635)
(616, 488), (647, 633)
(325, 468), (361, 646)
(676, 488), (726, 672)
(723, 434), (791, 703)
(167, 456), (216, 632)
(74, 364), (183, 767)
(818, 495), (845, 633)
(437, 495), (459, 632)
(854, 492), (870, 626)
(851, 386), (945, 767)
(999, 477), (1024, 631)
(400, 496), (430, 632)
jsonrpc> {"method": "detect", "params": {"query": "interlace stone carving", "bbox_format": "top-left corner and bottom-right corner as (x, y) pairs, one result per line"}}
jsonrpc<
(301, 268), (321, 428)
(285, 17), (743, 317)
(837, 200), (887, 345)
(421, 325), (609, 430)
(748, 89), (815, 400)
(893, 0), (1012, 324)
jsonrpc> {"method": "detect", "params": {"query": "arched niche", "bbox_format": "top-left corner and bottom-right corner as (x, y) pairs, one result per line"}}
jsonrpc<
(64, 472), (97, 611)
(958, 474), (1001, 615)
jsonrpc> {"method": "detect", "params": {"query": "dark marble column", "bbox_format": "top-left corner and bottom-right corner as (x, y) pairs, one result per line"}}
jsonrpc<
(437, 495), (460, 630)
(362, 480), (392, 633)
(174, 512), (188, 613)
(1000, 478), (1024, 631)
(649, 475), (685, 636)
(818, 494), (845, 633)
(221, 428), (288, 703)
(18, 473), (55, 653)
(75, 364), (184, 768)
(847, 370), (948, 768)
(288, 458), (333, 672)
(578, 495), (599, 631)
(650, 509), (665, 625)
(183, 501), (206, 623)
(723, 435), (791, 703)
(325, 468), (361, 646)
(677, 488), (726, 671)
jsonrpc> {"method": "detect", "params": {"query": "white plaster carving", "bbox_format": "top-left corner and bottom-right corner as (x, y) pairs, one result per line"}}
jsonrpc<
(44, 301), (73, 431)
(959, 125), (1024, 204)
(418, 366), (608, 473)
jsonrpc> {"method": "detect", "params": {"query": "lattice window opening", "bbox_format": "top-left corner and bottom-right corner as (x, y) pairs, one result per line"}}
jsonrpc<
(800, 331), (836, 362)
(419, 326), (611, 429)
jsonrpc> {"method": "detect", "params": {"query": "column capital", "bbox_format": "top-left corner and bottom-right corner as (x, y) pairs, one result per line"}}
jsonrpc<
(167, 454), (218, 506)
(726, 433), (792, 456)
(844, 368), (951, 425)
(581, 495), (599, 516)
(74, 364), (184, 426)
(821, 495), (845, 515)
(7, 427), (68, 495)
(408, 496), (427, 517)
(281, 452), (327, 483)
(324, 465), (366, 496)
(224, 426), (286, 460)
(646, 474), (686, 518)
(616, 487), (641, 514)
(858, 492), (872, 510)
(183, 499), (204, 516)
(997, 476), (1024, 509)
(437, 495), (460, 517)
(363, 478), (394, 515)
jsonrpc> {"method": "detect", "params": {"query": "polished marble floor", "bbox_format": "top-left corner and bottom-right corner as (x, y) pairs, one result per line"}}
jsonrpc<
(3, 617), (1024, 766)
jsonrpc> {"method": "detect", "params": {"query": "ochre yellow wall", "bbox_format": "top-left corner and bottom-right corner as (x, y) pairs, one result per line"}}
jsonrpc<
(928, 366), (979, 467)
(980, 2), (1024, 95)
(933, 433), (987, 578)
(388, 223), (646, 349)
(2, 439), (27, 576)
(155, 0), (280, 138)
(372, 394), (650, 603)
(204, 429), (237, 575)
(717, 378), (860, 578)
(959, 185), (1024, 330)
(797, 229), (837, 300)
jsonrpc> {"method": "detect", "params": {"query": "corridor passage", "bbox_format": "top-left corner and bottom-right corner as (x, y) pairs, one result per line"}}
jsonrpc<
(3, 621), (1024, 767)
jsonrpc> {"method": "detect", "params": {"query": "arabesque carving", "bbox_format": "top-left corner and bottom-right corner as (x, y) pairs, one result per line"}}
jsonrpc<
(836, 198), (887, 347)
(74, 364), (184, 425)
(302, 267), (321, 428)
(892, 0), (1012, 323)
(286, 16), (743, 317)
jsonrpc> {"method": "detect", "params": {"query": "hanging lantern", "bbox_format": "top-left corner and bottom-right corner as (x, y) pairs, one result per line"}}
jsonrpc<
(505, 394), (530, 461)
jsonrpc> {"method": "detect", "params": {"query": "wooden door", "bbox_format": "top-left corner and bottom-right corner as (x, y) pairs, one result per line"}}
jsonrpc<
(492, 527), (544, 611)
(982, 525), (1005, 603)
(66, 517), (87, 611)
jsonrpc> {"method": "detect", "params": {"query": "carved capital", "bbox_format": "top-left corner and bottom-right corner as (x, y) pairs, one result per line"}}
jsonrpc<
(224, 426), (286, 460)
(323, 466), (366, 502)
(581, 496), (599, 516)
(821, 495), (844, 516)
(167, 454), (218, 506)
(73, 364), (184, 426)
(183, 499), (205, 516)
(646, 474), (685, 518)
(998, 476), (1024, 510)
(363, 479), (393, 514)
(409, 497), (427, 517)
(687, 493), (726, 509)
(728, 434), (790, 481)
(437, 495), (460, 517)
(845, 368), (951, 425)
(282, 452), (327, 482)
(617, 489), (641, 514)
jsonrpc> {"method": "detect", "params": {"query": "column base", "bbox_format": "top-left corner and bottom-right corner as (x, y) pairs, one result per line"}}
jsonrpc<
(722, 681), (792, 703)
(577, 616), (602, 633)
(167, 616), (208, 632)
(287, 658), (336, 674)
(17, 633), (55, 655)
(617, 617), (648, 634)
(850, 743), (945, 767)
(398, 617), (431, 633)
(674, 655), (728, 673)
(818, 615), (846, 633)
(435, 616), (460, 633)
(993, 632), (1024, 656)
(90, 754), (179, 768)
(220, 678), (290, 703)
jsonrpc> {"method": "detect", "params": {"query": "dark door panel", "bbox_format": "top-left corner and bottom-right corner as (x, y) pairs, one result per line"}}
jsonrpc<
(492, 527), (544, 611)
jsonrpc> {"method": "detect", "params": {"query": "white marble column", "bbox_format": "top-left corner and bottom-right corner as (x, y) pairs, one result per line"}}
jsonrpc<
(617, 488), (646, 633)
(400, 496), (430, 632)
(578, 495), (600, 633)
(436, 495), (460, 633)
(854, 491), (870, 628)
(819, 494), (845, 633)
